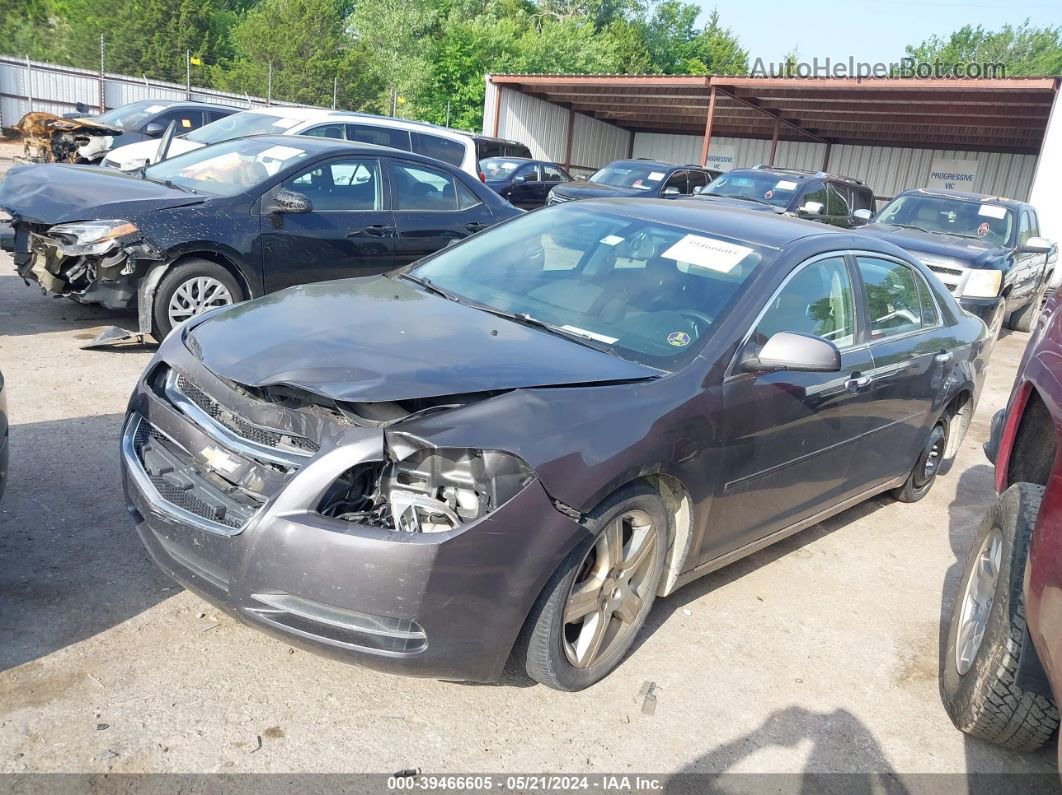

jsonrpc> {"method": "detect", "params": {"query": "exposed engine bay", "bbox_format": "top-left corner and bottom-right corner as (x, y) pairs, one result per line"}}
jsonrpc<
(14, 221), (163, 311)
(7, 112), (121, 164)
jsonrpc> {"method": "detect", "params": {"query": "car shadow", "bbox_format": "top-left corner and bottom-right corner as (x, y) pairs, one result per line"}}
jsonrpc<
(0, 412), (174, 672)
(673, 705), (909, 791)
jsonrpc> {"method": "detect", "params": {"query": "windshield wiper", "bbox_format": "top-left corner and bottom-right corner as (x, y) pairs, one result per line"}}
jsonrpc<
(140, 174), (196, 194)
(399, 273), (458, 301)
(892, 223), (933, 234)
(462, 302), (620, 355)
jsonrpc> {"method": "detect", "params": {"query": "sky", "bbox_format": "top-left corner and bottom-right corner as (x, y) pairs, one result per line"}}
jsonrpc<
(695, 0), (1062, 66)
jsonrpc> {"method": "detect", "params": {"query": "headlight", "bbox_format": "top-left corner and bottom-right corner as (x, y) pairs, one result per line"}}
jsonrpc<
(50, 220), (137, 246)
(319, 434), (536, 534)
(0, 208), (12, 223)
(961, 269), (1003, 299)
(547, 188), (556, 202)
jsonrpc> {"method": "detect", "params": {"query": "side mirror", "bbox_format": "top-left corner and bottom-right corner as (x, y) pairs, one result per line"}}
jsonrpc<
(662, 186), (681, 196)
(75, 102), (90, 114)
(270, 188), (313, 214)
(798, 201), (824, 216)
(1024, 236), (1053, 254)
(740, 331), (841, 373)
(144, 122), (166, 137)
(853, 208), (873, 222)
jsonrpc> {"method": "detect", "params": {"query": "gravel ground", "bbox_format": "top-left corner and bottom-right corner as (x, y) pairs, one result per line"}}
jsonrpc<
(0, 205), (1057, 780)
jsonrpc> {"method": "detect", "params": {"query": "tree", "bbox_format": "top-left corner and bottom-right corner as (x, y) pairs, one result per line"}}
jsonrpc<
(213, 0), (376, 108)
(682, 9), (747, 75)
(0, 0), (68, 60)
(904, 21), (1062, 77)
(349, 0), (439, 116)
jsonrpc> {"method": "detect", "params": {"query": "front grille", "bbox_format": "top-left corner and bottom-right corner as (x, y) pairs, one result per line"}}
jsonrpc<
(548, 193), (573, 205)
(133, 419), (263, 531)
(925, 263), (965, 294)
(173, 372), (319, 455)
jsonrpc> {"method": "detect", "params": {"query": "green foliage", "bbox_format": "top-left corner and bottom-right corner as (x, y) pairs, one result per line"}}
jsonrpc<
(213, 0), (372, 108)
(904, 21), (1062, 77)
(0, 0), (752, 123)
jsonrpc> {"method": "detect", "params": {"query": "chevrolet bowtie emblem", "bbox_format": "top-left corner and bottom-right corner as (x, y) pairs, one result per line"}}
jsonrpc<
(200, 446), (239, 474)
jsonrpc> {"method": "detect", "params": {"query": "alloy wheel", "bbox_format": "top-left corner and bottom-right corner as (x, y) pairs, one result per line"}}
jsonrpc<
(954, 527), (1004, 675)
(168, 276), (234, 327)
(562, 509), (661, 669)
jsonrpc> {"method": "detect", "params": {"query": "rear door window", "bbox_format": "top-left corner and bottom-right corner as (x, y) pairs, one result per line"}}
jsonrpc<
(392, 161), (465, 211)
(345, 123), (411, 151)
(301, 123), (346, 140)
(411, 132), (466, 167)
(542, 164), (569, 182)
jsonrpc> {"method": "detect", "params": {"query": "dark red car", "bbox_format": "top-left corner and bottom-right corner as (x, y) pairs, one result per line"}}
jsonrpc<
(942, 291), (1062, 762)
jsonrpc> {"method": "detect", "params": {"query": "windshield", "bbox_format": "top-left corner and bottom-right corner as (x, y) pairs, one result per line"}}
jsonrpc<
(875, 194), (1015, 245)
(142, 137), (311, 196)
(588, 164), (669, 191)
(94, 101), (169, 129)
(480, 158), (527, 179)
(411, 205), (767, 369)
(185, 111), (303, 145)
(701, 171), (803, 208)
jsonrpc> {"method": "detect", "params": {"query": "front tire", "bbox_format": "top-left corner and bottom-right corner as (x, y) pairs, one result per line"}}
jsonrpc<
(1007, 283), (1046, 333)
(941, 484), (1059, 750)
(894, 414), (950, 503)
(152, 259), (243, 340)
(516, 482), (668, 691)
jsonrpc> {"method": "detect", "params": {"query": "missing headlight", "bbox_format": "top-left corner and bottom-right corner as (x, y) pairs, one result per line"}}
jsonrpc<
(318, 438), (535, 534)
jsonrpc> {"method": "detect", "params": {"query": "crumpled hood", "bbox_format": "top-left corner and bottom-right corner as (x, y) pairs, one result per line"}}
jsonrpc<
(188, 275), (658, 402)
(552, 181), (649, 200)
(0, 163), (203, 225)
(859, 223), (1007, 266)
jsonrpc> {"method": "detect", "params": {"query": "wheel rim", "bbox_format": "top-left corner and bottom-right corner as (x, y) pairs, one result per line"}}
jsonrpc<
(913, 423), (947, 488)
(954, 527), (1004, 675)
(562, 509), (661, 669)
(168, 276), (234, 327)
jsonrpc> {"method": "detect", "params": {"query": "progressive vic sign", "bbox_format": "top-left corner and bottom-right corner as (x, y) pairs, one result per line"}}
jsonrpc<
(926, 159), (979, 192)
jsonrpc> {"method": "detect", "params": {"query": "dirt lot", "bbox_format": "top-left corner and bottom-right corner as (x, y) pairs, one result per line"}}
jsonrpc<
(0, 235), (1057, 779)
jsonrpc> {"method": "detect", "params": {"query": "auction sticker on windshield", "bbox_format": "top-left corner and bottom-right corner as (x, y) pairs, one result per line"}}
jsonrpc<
(662, 235), (754, 273)
(775, 180), (798, 190)
(978, 204), (1007, 219)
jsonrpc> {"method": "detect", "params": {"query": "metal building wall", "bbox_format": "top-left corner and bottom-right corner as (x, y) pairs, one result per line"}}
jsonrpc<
(483, 80), (630, 172)
(631, 131), (1038, 201)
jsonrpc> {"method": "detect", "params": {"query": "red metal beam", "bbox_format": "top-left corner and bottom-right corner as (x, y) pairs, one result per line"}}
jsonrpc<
(715, 87), (828, 144)
(700, 85), (717, 167)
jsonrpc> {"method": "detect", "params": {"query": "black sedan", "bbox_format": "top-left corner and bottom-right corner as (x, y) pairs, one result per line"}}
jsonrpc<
(121, 200), (988, 690)
(547, 159), (719, 204)
(0, 136), (520, 339)
(481, 157), (572, 208)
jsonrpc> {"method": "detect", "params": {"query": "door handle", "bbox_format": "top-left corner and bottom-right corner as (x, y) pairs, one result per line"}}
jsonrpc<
(349, 224), (394, 238)
(465, 222), (489, 233)
(844, 374), (871, 393)
(935, 351), (953, 365)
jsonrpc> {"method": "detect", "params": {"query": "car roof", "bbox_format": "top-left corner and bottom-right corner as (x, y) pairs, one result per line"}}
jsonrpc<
(568, 198), (848, 249)
(728, 166), (868, 187)
(235, 134), (469, 167)
(609, 159), (713, 171)
(896, 188), (1027, 208)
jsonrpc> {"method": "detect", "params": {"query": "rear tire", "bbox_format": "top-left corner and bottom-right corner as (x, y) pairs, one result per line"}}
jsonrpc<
(515, 482), (668, 691)
(941, 484), (1059, 750)
(894, 414), (950, 503)
(152, 259), (243, 341)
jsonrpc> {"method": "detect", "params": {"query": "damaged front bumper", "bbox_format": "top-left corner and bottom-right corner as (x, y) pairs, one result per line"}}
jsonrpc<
(120, 338), (586, 682)
(12, 222), (163, 313)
